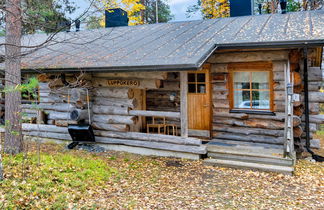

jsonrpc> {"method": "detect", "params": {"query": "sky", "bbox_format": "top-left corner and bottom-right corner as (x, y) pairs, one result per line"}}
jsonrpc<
(69, 0), (201, 22)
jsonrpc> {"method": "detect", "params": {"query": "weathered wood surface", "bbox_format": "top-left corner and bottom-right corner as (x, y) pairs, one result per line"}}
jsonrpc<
(55, 120), (78, 127)
(180, 71), (188, 137)
(93, 115), (137, 125)
(93, 87), (134, 99)
(94, 97), (136, 109)
(96, 137), (206, 154)
(307, 115), (324, 124)
(213, 112), (286, 121)
(92, 122), (130, 132)
(209, 51), (288, 63)
(22, 123), (67, 133)
(94, 130), (201, 145)
(94, 72), (168, 80)
(212, 132), (284, 144)
(211, 64), (228, 73)
(308, 67), (322, 81)
(47, 111), (69, 120)
(293, 126), (303, 138)
(93, 105), (129, 115)
(93, 78), (162, 89)
(212, 125), (284, 137)
(129, 110), (180, 118)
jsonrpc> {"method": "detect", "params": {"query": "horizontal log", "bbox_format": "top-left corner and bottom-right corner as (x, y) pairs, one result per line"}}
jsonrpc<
(213, 118), (284, 130)
(308, 67), (322, 82)
(47, 111), (69, 120)
(212, 132), (284, 144)
(93, 115), (137, 125)
(55, 120), (78, 127)
(70, 109), (89, 121)
(272, 61), (286, 72)
(22, 103), (74, 112)
(307, 92), (324, 103)
(24, 131), (72, 141)
(94, 72), (168, 80)
(96, 137), (207, 154)
(273, 72), (285, 81)
(129, 110), (180, 118)
(94, 97), (136, 109)
(211, 64), (228, 73)
(213, 112), (287, 121)
(22, 123), (67, 133)
(93, 87), (134, 99)
(92, 122), (130, 132)
(93, 78), (162, 89)
(94, 130), (202, 146)
(93, 105), (129, 115)
(209, 51), (288, 63)
(307, 115), (324, 124)
(212, 124), (284, 137)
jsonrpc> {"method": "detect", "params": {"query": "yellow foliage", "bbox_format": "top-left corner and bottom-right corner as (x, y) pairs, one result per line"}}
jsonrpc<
(97, 0), (145, 26)
(201, 0), (230, 19)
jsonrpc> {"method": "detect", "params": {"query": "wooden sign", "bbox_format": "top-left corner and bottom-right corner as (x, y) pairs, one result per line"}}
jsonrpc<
(107, 80), (140, 87)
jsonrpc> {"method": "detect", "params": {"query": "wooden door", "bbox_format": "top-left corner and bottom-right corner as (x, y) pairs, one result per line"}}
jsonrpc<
(188, 65), (211, 133)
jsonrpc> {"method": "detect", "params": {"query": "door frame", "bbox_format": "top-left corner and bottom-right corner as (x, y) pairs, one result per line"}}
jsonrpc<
(187, 64), (212, 138)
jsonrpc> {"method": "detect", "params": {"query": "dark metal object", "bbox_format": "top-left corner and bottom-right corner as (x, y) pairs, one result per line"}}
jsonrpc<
(258, 3), (262, 15)
(229, 0), (252, 17)
(105, 8), (128, 28)
(75, 19), (81, 32)
(280, 0), (287, 14)
(68, 124), (95, 142)
(303, 47), (324, 162)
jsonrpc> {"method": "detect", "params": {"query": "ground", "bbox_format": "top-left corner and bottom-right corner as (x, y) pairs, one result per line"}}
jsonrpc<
(0, 140), (323, 209)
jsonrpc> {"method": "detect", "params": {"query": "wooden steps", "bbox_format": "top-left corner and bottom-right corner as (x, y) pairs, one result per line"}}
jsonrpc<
(204, 139), (295, 175)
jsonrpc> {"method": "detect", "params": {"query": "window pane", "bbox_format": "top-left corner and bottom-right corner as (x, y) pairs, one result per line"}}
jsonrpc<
(188, 84), (196, 93)
(188, 73), (195, 82)
(197, 73), (205, 82)
(234, 90), (251, 109)
(252, 72), (269, 89)
(234, 72), (250, 89)
(197, 84), (206, 93)
(252, 91), (270, 109)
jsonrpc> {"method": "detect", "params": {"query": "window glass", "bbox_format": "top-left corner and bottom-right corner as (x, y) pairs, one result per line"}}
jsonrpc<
(188, 73), (196, 82)
(252, 91), (270, 109)
(234, 90), (251, 109)
(234, 72), (250, 89)
(197, 84), (206, 93)
(252, 72), (269, 89)
(188, 84), (196, 93)
(232, 70), (271, 111)
(197, 73), (205, 82)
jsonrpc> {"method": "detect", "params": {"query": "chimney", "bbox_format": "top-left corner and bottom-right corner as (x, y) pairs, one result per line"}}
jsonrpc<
(58, 20), (71, 32)
(229, 0), (254, 17)
(105, 8), (128, 28)
(75, 19), (81, 32)
(280, 0), (287, 14)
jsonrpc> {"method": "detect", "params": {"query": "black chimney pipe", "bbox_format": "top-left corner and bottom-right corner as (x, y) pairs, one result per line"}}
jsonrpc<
(75, 19), (81, 32)
(258, 3), (262, 15)
(280, 0), (287, 14)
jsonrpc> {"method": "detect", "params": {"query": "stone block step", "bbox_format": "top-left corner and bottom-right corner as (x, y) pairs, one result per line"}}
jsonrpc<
(204, 158), (294, 175)
(208, 152), (293, 167)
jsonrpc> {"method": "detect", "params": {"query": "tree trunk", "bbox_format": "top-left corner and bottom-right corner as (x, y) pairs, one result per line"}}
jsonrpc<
(4, 0), (23, 154)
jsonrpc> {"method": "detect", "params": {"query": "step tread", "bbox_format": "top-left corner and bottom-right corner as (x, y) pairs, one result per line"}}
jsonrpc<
(204, 158), (294, 175)
(208, 152), (293, 166)
(208, 139), (284, 150)
(207, 147), (286, 159)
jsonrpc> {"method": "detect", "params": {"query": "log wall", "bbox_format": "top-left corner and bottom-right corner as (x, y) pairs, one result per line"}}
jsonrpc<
(208, 49), (322, 151)
(208, 50), (294, 147)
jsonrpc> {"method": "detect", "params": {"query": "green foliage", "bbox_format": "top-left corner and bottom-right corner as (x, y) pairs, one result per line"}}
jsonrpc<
(1, 146), (118, 208)
(143, 0), (174, 24)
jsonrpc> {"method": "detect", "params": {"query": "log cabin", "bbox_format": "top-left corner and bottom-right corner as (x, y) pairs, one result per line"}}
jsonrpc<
(1, 10), (324, 174)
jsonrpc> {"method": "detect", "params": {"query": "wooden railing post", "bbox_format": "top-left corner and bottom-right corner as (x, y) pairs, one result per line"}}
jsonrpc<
(180, 71), (188, 137)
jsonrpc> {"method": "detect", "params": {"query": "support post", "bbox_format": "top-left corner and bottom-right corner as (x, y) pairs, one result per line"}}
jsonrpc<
(180, 71), (188, 137)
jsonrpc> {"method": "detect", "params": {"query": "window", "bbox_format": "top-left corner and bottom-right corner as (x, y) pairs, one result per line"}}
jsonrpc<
(229, 62), (273, 111)
(188, 72), (206, 93)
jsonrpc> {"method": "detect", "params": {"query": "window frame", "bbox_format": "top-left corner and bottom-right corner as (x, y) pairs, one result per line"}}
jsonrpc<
(228, 62), (274, 112)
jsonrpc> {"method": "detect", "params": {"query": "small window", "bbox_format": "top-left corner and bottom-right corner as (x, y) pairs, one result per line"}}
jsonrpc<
(188, 73), (206, 94)
(230, 62), (273, 111)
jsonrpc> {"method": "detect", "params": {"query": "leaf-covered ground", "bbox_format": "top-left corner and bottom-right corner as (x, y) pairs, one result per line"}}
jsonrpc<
(0, 142), (323, 209)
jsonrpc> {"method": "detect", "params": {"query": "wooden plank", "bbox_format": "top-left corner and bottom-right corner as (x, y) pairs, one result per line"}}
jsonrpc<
(93, 78), (161, 89)
(210, 51), (288, 63)
(129, 110), (180, 118)
(180, 71), (188, 137)
(94, 72), (168, 80)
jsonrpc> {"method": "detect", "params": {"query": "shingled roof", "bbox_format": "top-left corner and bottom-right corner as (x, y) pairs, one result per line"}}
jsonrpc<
(1, 10), (324, 72)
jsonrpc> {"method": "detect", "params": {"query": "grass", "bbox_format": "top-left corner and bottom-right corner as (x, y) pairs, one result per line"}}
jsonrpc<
(0, 141), (323, 209)
(1, 144), (118, 209)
